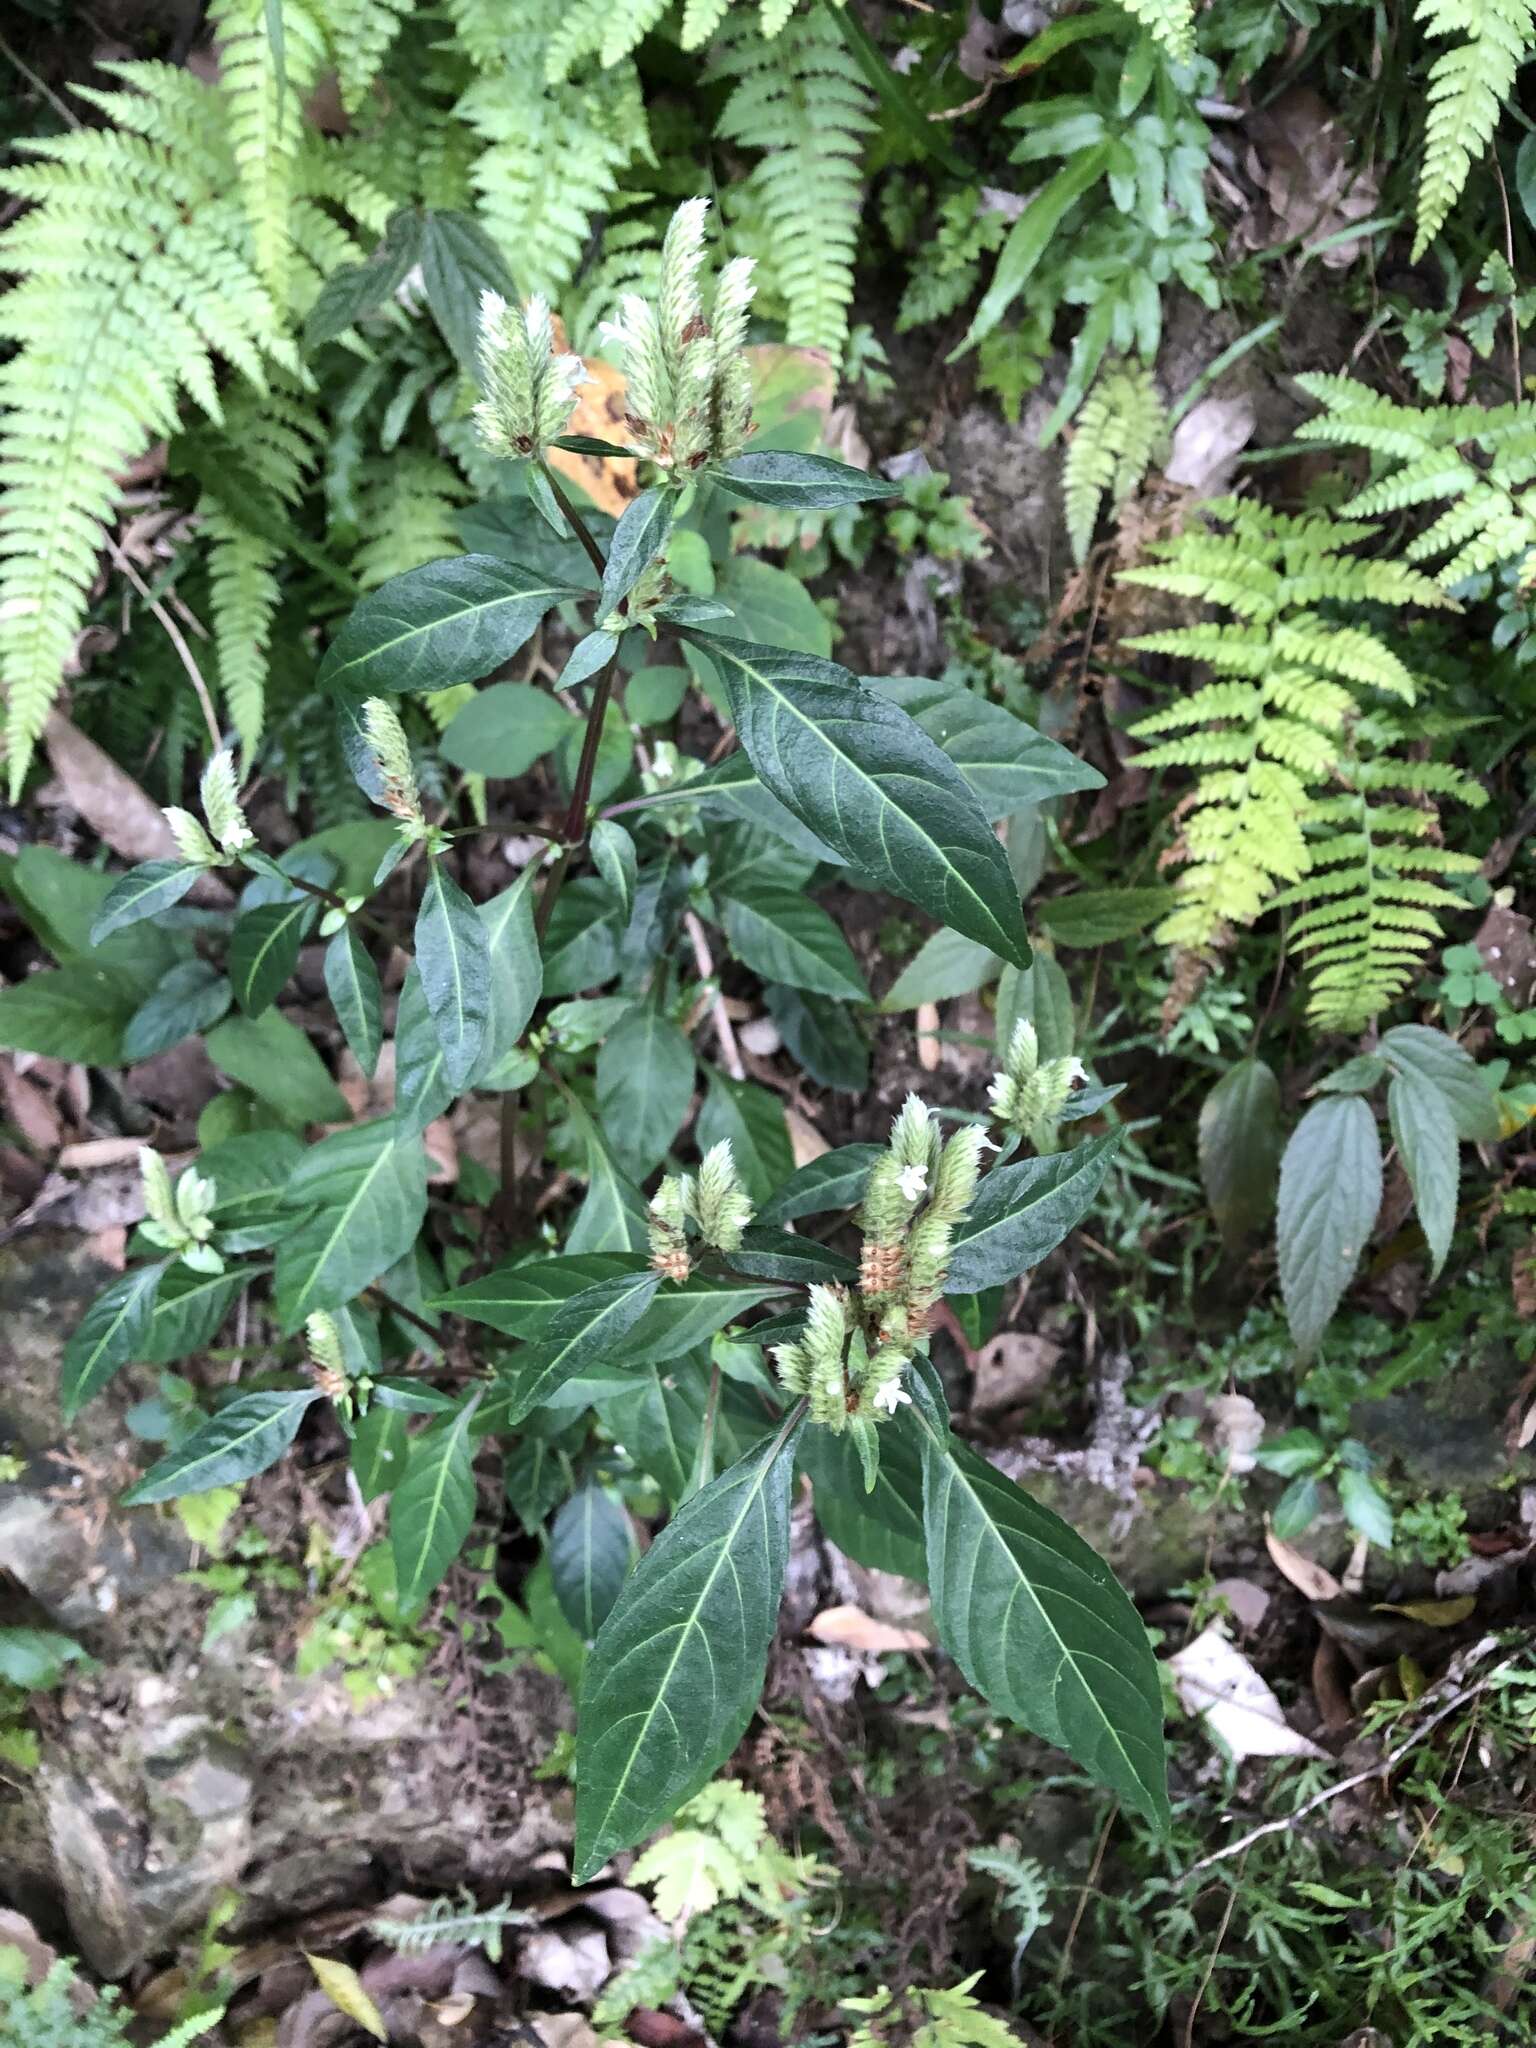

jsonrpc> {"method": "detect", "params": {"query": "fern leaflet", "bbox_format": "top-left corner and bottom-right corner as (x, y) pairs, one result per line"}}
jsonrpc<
(1413, 0), (1536, 257)
(1062, 361), (1165, 563)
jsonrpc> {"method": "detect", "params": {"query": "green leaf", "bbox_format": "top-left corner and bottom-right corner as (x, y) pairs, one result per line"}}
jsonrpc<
(141, 1264), (246, 1366)
(801, 1411), (927, 1581)
(566, 1097), (650, 1254)
(123, 960), (232, 1062)
(230, 898), (317, 1017)
(595, 1007), (695, 1181)
(728, 1228), (859, 1287)
(1518, 129), (1536, 233)
(504, 1424), (572, 1533)
(274, 1119), (429, 1330)
(393, 964), (454, 1134)
(868, 677), (1103, 821)
(489, 1270), (662, 1426)
(0, 962), (140, 1064)
(325, 927), (383, 1078)
(415, 863), (492, 1090)
(763, 984), (869, 1093)
(590, 820), (637, 923)
(996, 953), (1074, 1065)
(694, 636), (1030, 966)
(1380, 1025), (1500, 1143)
(1337, 1466), (1393, 1548)
(714, 450), (901, 508)
(542, 876), (622, 997)
(722, 885), (869, 1002)
(8, 845), (174, 981)
(318, 556), (582, 699)
(697, 1070), (793, 1204)
(915, 1406), (1168, 1825)
(390, 1391), (482, 1616)
(350, 1402), (409, 1502)
(1036, 888), (1176, 949)
(438, 682), (573, 778)
(1255, 1426), (1326, 1478)
(0, 1625), (92, 1690)
(598, 486), (675, 619)
(959, 144), (1113, 351)
(89, 861), (200, 945)
(1199, 1059), (1282, 1249)
(123, 1389), (321, 1503)
(1388, 1069), (1458, 1279)
(205, 1010), (349, 1124)
(203, 1131), (305, 1250)
(1277, 1096), (1382, 1359)
(1271, 1474), (1323, 1539)
(1318, 1054), (1389, 1095)
(600, 1356), (773, 1504)
(470, 868), (543, 1089)
(551, 1483), (634, 1638)
(61, 1262), (165, 1418)
(882, 928), (1000, 1010)
(757, 1144), (880, 1225)
(945, 1133), (1121, 1292)
(418, 208), (516, 373)
(433, 1250), (640, 1334)
(304, 208), (422, 350)
(573, 1417), (802, 1879)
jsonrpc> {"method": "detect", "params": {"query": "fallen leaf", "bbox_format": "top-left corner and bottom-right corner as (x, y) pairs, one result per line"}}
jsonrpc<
(1209, 1391), (1264, 1474)
(1373, 1595), (1477, 1628)
(807, 1602), (929, 1653)
(1168, 1624), (1328, 1761)
(303, 1953), (387, 2043)
(1163, 396), (1256, 496)
(42, 714), (229, 901)
(546, 326), (638, 518)
(786, 1108), (829, 1167)
(1209, 1576), (1271, 1632)
(916, 1000), (941, 1073)
(1265, 1523), (1343, 1602)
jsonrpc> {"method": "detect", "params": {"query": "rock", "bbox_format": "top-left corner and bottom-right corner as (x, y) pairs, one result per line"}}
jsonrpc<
(518, 1920), (611, 2001)
(0, 1461), (190, 1630)
(971, 1334), (1061, 1419)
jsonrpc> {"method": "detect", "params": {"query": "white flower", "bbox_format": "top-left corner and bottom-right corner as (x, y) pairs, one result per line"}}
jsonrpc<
(976, 1132), (1002, 1151)
(1066, 1057), (1089, 1086)
(872, 1378), (911, 1415)
(986, 1074), (1008, 1104)
(896, 1163), (928, 1203)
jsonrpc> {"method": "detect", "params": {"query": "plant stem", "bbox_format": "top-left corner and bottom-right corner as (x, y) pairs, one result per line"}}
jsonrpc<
(537, 457), (609, 582)
(277, 868), (395, 946)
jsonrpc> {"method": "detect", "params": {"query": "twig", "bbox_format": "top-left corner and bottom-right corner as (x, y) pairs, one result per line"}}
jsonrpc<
(1052, 1802), (1116, 2019)
(0, 30), (79, 130)
(104, 533), (223, 755)
(1183, 1850), (1245, 2047)
(684, 909), (746, 1080)
(1493, 155), (1524, 401)
(1183, 1640), (1513, 1878)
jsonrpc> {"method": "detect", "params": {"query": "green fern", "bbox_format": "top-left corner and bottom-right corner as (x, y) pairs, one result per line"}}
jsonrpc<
(210, 0), (328, 301)
(1413, 0), (1536, 257)
(1295, 374), (1536, 586)
(318, 0), (417, 114)
(371, 1888), (529, 1961)
(352, 451), (471, 588)
(549, 0), (806, 77)
(710, 8), (874, 358)
(1062, 361), (1166, 563)
(1123, 498), (1474, 1027)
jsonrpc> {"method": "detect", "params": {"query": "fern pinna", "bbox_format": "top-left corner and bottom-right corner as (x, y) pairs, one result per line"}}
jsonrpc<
(1413, 0), (1536, 257)
(1122, 498), (1482, 1031)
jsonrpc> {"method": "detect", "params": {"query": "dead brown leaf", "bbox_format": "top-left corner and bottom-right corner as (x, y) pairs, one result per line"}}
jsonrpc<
(1265, 1523), (1343, 1602)
(1373, 1594), (1477, 1628)
(41, 716), (227, 901)
(546, 324), (639, 518)
(807, 1602), (930, 1654)
(915, 1000), (942, 1072)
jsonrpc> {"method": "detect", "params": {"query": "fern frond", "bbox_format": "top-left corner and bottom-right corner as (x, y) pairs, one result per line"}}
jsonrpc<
(372, 1888), (530, 1961)
(352, 451), (471, 587)
(1414, 0), (1536, 257)
(316, 0), (416, 113)
(711, 9), (874, 358)
(1111, 0), (1196, 57)
(209, 0), (327, 300)
(1062, 362), (1165, 563)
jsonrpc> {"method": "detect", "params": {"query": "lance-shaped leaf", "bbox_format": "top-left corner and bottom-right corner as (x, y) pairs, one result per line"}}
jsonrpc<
(415, 863), (492, 1089)
(573, 1416), (802, 1880)
(1199, 1058), (1282, 1249)
(274, 1119), (428, 1330)
(722, 884), (870, 1002)
(230, 897), (318, 1017)
(124, 959), (232, 1062)
(123, 1389), (322, 1504)
(1388, 1067), (1458, 1278)
(141, 1264), (248, 1366)
(597, 486), (674, 620)
(566, 1098), (649, 1254)
(757, 1144), (881, 1225)
(394, 965), (453, 1135)
(90, 861), (200, 944)
(915, 1403), (1168, 1827)
(800, 1413), (928, 1582)
(692, 636), (1029, 965)
(325, 926), (383, 1077)
(551, 1483), (634, 1638)
(595, 1007), (695, 1181)
(728, 1228), (859, 1287)
(488, 1269), (663, 1426)
(590, 820), (637, 924)
(390, 1391), (482, 1616)
(317, 555), (583, 698)
(945, 1132), (1121, 1293)
(468, 867), (543, 1090)
(1278, 1094), (1382, 1359)
(869, 676), (1103, 820)
(714, 450), (902, 508)
(61, 1262), (165, 1418)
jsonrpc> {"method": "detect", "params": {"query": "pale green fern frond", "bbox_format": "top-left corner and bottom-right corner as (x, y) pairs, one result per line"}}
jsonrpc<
(209, 0), (328, 301)
(372, 1888), (530, 1960)
(1414, 0), (1536, 258)
(711, 9), (874, 357)
(1111, 0), (1196, 58)
(353, 451), (472, 587)
(316, 0), (416, 113)
(1062, 361), (1165, 563)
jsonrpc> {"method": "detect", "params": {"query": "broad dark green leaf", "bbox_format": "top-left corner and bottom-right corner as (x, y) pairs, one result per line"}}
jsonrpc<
(770, 979), (868, 1097)
(573, 1418), (802, 1879)
(729, 1227), (859, 1287)
(350, 1402), (409, 1502)
(123, 1389), (321, 1503)
(123, 960), (231, 1062)
(1037, 888), (1176, 948)
(488, 1270), (662, 1426)
(230, 898), (317, 1017)
(394, 964), (454, 1134)
(274, 1119), (429, 1330)
(882, 928), (1001, 1010)
(595, 1007), (695, 1181)
(390, 1391), (482, 1616)
(551, 1484), (634, 1638)
(1338, 1466), (1393, 1547)
(8, 844), (175, 982)
(946, 1132), (1121, 1292)
(542, 877), (621, 997)
(1388, 1069), (1458, 1279)
(1318, 1053), (1390, 1095)
(996, 953), (1074, 1065)
(61, 1262), (165, 1418)
(504, 1424), (572, 1534)
(1277, 1095), (1382, 1358)
(801, 1411), (927, 1581)
(90, 861), (200, 944)
(722, 884), (869, 1002)
(419, 208), (515, 373)
(205, 1011), (349, 1124)
(714, 449), (901, 508)
(432, 1250), (642, 1334)
(757, 1144), (880, 1225)
(203, 1132), (305, 1251)
(304, 208), (421, 350)
(696, 1070), (793, 1204)
(868, 677), (1102, 820)
(694, 636), (1030, 966)
(140, 1264), (247, 1366)
(325, 927), (383, 1078)
(318, 556), (582, 699)
(600, 1355), (774, 1504)
(1381, 1025), (1500, 1143)
(590, 820), (637, 923)
(598, 486), (675, 619)
(415, 863), (491, 1089)
(916, 1406), (1168, 1825)
(1199, 1058), (1282, 1249)
(470, 868), (543, 1089)
(439, 682), (573, 778)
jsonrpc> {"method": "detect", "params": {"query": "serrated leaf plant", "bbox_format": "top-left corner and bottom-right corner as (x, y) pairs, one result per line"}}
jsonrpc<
(42, 200), (1167, 1865)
